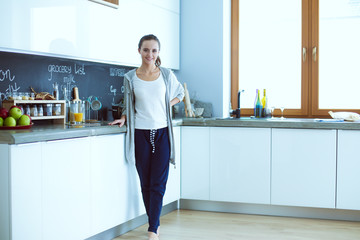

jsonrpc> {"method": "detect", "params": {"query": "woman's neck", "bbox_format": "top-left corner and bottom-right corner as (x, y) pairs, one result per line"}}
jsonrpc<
(138, 64), (158, 74)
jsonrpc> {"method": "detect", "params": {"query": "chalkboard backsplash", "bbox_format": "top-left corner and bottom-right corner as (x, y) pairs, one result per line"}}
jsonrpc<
(0, 50), (134, 121)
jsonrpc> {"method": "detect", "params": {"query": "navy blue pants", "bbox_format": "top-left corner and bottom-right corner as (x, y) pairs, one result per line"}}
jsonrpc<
(135, 127), (170, 234)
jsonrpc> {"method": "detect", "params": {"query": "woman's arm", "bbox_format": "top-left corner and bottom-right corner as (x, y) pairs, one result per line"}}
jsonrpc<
(170, 97), (180, 107)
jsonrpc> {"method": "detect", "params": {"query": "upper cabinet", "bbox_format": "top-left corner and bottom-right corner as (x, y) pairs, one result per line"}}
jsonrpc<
(0, 0), (180, 69)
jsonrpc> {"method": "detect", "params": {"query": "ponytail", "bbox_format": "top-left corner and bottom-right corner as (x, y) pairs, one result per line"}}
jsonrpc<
(155, 56), (161, 67)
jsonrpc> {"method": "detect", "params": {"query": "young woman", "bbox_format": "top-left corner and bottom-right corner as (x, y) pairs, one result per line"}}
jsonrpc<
(109, 34), (184, 240)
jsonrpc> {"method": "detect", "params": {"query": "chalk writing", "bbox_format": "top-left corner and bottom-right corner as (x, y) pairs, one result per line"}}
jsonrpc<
(75, 64), (85, 75)
(5, 82), (21, 93)
(0, 69), (15, 82)
(110, 68), (126, 77)
(48, 64), (72, 81)
(110, 85), (117, 96)
(61, 74), (76, 100)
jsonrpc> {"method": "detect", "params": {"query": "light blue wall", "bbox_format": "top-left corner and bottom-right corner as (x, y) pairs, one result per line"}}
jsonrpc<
(177, 0), (230, 117)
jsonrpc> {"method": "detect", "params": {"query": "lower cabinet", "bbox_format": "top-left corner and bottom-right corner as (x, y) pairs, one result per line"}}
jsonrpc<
(271, 128), (337, 208)
(10, 143), (42, 240)
(90, 134), (133, 236)
(42, 137), (92, 240)
(4, 131), (181, 240)
(181, 127), (210, 200)
(337, 130), (360, 210)
(210, 127), (271, 204)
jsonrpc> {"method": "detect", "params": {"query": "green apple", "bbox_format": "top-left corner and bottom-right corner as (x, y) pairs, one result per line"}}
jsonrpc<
(0, 117), (3, 127)
(9, 106), (22, 120)
(4, 116), (16, 127)
(18, 114), (31, 126)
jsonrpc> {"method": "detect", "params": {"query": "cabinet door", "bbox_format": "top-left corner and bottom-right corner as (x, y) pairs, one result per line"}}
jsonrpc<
(114, 0), (179, 69)
(42, 138), (91, 240)
(271, 129), (336, 208)
(90, 134), (128, 235)
(181, 127), (210, 200)
(337, 130), (360, 210)
(163, 126), (181, 205)
(210, 127), (271, 204)
(10, 143), (42, 240)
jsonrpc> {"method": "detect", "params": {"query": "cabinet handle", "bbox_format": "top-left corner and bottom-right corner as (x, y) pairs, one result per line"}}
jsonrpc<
(312, 46), (317, 62)
(303, 47), (306, 62)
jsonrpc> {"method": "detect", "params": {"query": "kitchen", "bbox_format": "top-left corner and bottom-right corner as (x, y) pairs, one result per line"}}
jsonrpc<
(1, 1), (360, 240)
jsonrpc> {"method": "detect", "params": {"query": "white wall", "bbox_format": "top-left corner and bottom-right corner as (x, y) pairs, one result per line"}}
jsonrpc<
(177, 0), (231, 117)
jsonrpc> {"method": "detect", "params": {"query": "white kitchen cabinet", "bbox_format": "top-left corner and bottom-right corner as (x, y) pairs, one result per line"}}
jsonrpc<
(89, 133), (145, 234)
(337, 130), (360, 210)
(210, 127), (271, 204)
(271, 128), (337, 208)
(90, 134), (127, 235)
(42, 137), (92, 240)
(113, 0), (180, 68)
(0, 0), (180, 69)
(181, 127), (210, 200)
(163, 126), (181, 205)
(10, 143), (42, 240)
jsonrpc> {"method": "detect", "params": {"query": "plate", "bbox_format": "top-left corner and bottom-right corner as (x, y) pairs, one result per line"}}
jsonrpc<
(0, 123), (33, 130)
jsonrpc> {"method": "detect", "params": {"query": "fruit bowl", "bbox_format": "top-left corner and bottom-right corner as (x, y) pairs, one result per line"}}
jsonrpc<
(0, 123), (34, 130)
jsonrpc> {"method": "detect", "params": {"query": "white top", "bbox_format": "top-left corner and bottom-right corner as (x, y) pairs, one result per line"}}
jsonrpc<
(133, 73), (168, 129)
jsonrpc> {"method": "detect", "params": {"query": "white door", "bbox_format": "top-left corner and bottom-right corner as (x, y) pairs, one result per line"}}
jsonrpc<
(10, 143), (42, 240)
(271, 128), (336, 208)
(210, 127), (271, 204)
(42, 137), (91, 240)
(181, 127), (210, 200)
(337, 130), (360, 210)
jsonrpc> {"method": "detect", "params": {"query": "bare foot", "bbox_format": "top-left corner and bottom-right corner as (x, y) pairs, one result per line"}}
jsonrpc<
(148, 231), (159, 240)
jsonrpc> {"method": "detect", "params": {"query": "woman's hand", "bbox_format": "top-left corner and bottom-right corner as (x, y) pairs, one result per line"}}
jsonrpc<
(108, 115), (126, 127)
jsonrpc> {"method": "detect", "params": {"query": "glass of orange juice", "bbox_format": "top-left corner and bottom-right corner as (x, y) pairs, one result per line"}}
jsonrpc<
(70, 101), (83, 124)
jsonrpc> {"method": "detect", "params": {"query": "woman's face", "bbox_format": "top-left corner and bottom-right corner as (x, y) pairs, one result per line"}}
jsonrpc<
(138, 40), (159, 65)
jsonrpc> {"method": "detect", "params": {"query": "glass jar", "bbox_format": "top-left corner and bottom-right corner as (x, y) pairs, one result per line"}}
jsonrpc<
(29, 92), (35, 100)
(25, 105), (31, 115)
(30, 105), (38, 117)
(44, 104), (52, 116)
(38, 105), (43, 117)
(52, 104), (61, 116)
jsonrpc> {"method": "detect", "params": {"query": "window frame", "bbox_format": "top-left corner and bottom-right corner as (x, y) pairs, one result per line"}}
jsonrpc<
(231, 0), (360, 118)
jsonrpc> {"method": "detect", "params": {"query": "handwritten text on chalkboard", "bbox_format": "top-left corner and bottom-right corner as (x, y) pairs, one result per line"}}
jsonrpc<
(0, 69), (15, 82)
(48, 63), (86, 81)
(110, 68), (126, 77)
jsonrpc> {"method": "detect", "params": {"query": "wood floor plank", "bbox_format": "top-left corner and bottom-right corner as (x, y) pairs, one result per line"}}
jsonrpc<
(113, 210), (360, 240)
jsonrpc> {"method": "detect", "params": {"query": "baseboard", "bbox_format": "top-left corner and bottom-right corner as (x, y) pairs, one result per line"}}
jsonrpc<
(85, 200), (178, 240)
(180, 199), (360, 222)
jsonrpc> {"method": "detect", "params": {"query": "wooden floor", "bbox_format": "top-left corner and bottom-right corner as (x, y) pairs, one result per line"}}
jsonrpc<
(113, 210), (360, 240)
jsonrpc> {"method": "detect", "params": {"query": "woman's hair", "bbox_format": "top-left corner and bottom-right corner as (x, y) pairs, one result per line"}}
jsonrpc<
(138, 34), (161, 67)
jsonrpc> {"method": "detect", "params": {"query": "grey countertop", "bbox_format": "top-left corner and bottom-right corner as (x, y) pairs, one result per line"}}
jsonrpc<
(1, 117), (360, 144)
(181, 117), (360, 130)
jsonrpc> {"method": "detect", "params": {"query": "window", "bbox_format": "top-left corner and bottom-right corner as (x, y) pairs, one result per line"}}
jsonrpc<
(231, 0), (360, 117)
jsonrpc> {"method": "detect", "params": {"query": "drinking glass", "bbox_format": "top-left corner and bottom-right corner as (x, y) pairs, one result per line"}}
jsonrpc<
(70, 102), (83, 124)
(270, 106), (276, 118)
(280, 107), (285, 119)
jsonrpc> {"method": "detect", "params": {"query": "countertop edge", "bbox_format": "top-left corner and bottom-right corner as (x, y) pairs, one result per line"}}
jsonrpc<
(2, 118), (360, 145)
